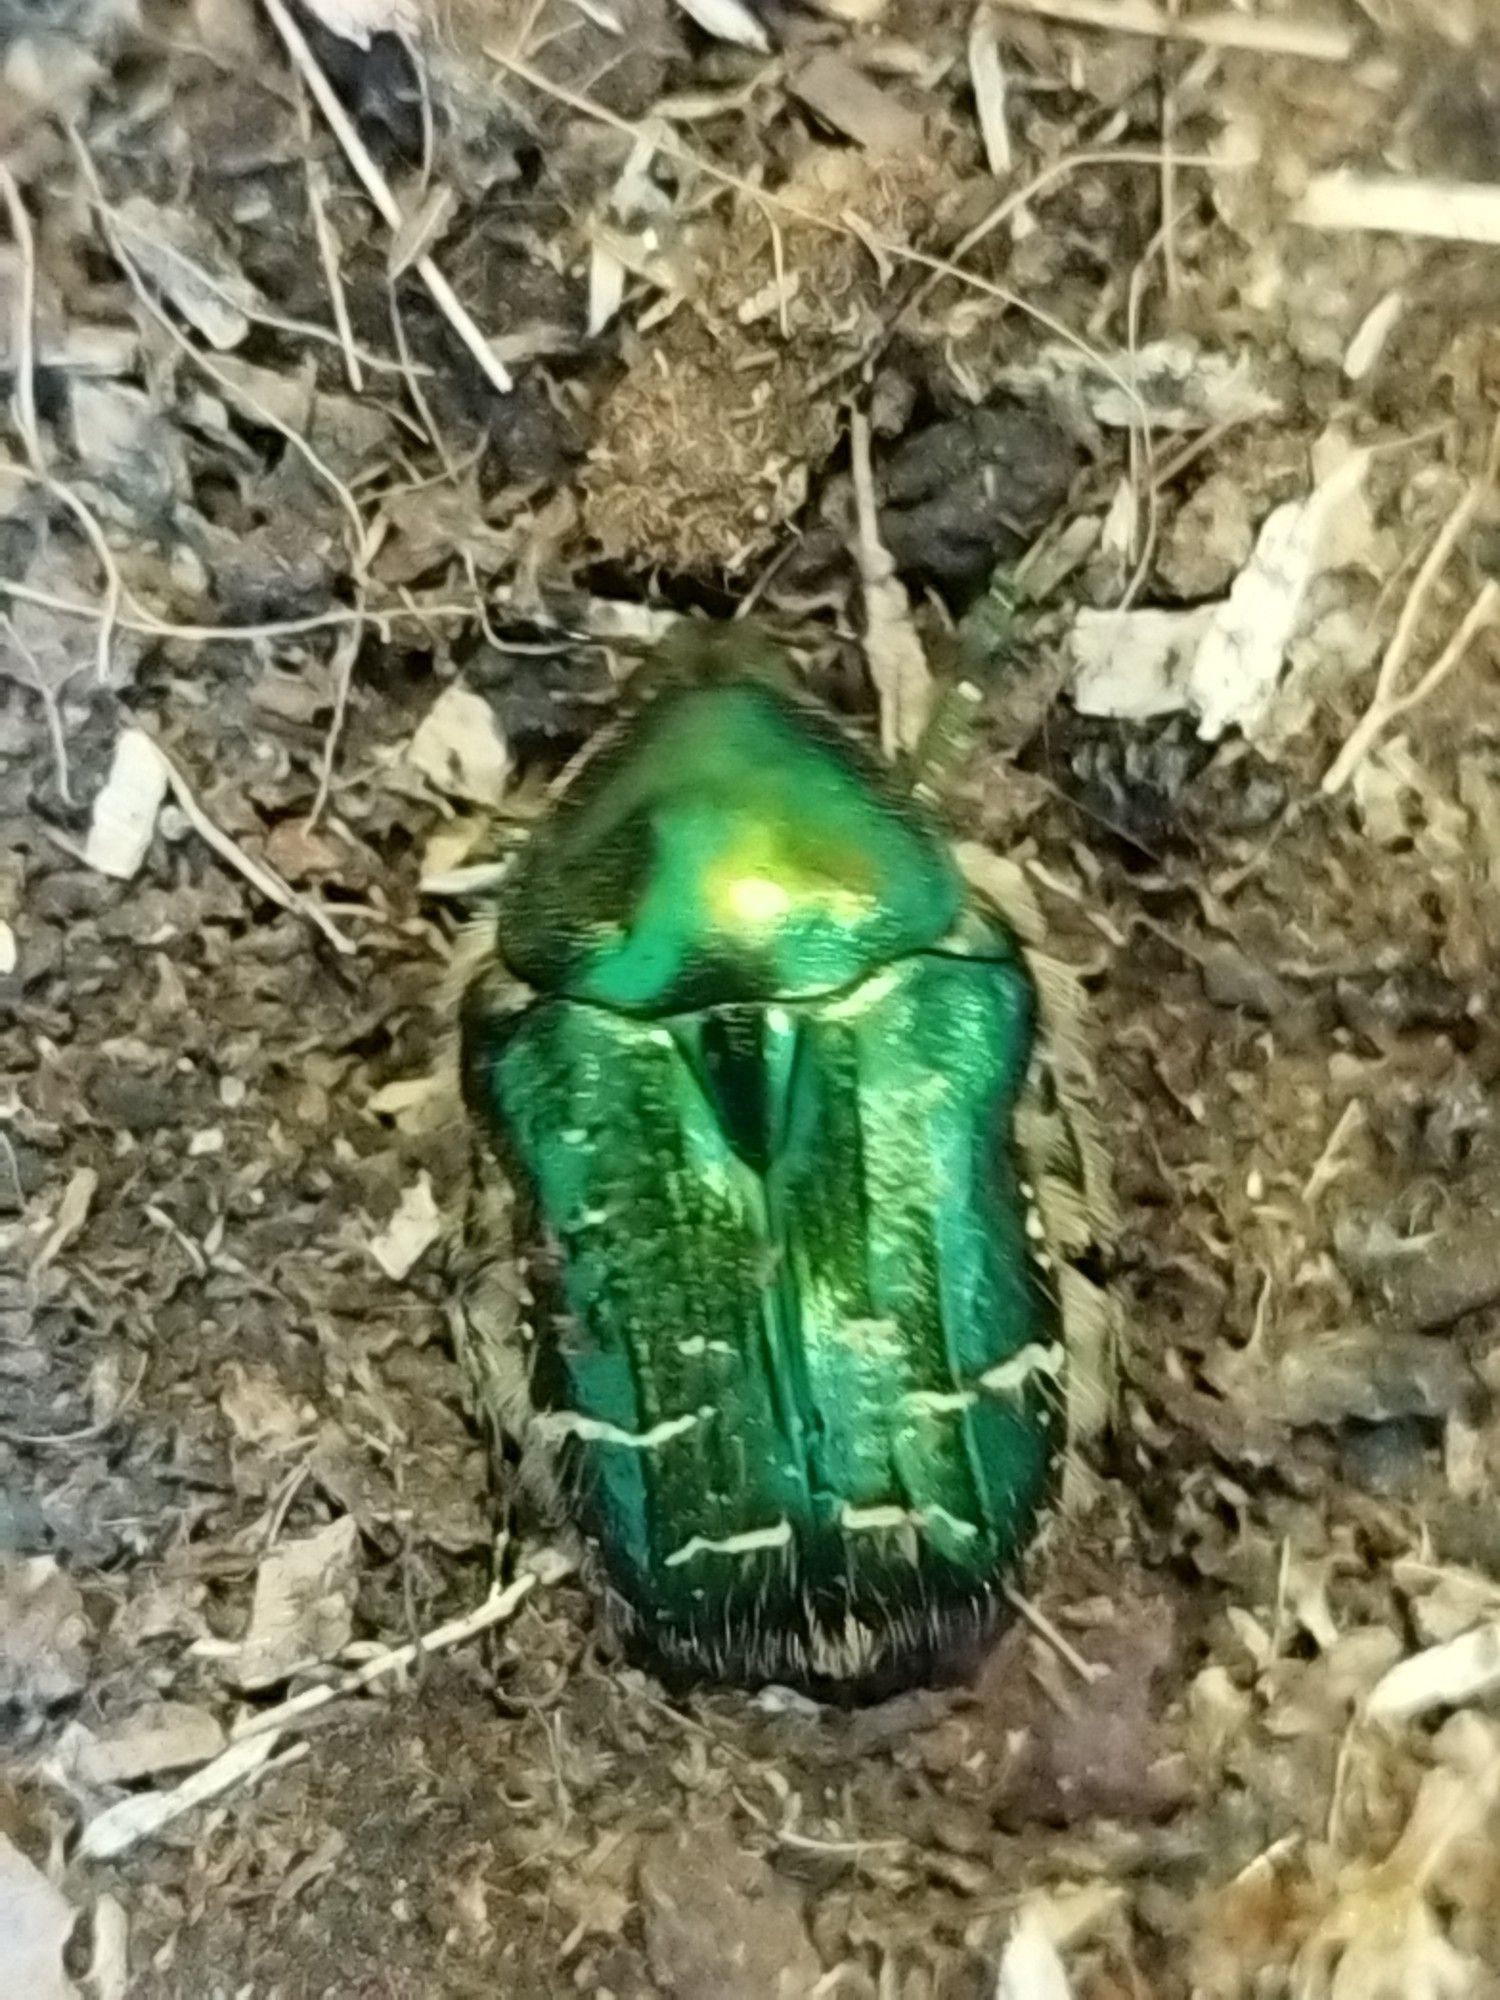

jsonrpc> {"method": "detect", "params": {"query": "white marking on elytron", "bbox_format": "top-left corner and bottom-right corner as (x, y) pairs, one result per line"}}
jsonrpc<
(926, 1504), (981, 1540)
(840, 1502), (982, 1540)
(579, 1205), (610, 1228)
(766, 1005), (792, 1035)
(978, 1341), (1066, 1397)
(534, 1408), (704, 1449)
(821, 968), (898, 1018)
(678, 1334), (708, 1357)
(562, 1128), (588, 1145)
(906, 1387), (977, 1415)
(1024, 1207), (1047, 1242)
(841, 1503), (912, 1532)
(905, 1344), (1066, 1414)
(663, 1519), (793, 1567)
(840, 1317), (900, 1345)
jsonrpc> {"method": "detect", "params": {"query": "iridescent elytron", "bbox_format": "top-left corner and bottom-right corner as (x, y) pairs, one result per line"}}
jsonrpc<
(458, 634), (1114, 1697)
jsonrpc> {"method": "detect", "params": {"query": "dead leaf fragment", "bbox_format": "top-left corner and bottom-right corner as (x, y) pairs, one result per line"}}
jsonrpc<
(221, 1362), (312, 1450)
(967, 1585), (1188, 1829)
(1188, 447), (1374, 741)
(670, 0), (769, 52)
(790, 52), (922, 153)
(367, 1170), (443, 1280)
(996, 1908), (1072, 2000)
(0, 1556), (91, 1710)
(212, 1517), (361, 1690)
(260, 816), (345, 884)
(407, 685), (512, 805)
(208, 353), (316, 434)
(69, 380), (175, 494)
(84, 728), (169, 880)
(68, 1701), (226, 1786)
(1344, 289), (1405, 380)
(0, 246), (136, 379)
(0, 1834), (79, 2000)
(31, 1166), (98, 1273)
(638, 1826), (821, 2000)
(1292, 1712), (1500, 1997)
(113, 195), (261, 350)
(1002, 337), (1279, 432)
(1158, 472), (1256, 600)
(365, 1071), (454, 1136)
(1071, 606), (1215, 720)
(1368, 1623), (1500, 1723)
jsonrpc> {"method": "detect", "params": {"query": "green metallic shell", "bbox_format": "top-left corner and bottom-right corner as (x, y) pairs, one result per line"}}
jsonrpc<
(459, 667), (1112, 1696)
(491, 679), (962, 1014)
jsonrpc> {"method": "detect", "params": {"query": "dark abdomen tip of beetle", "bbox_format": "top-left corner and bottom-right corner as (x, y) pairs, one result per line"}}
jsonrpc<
(606, 1562), (1008, 1705)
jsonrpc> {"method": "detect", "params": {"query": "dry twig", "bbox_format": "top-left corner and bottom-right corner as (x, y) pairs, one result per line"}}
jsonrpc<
(0, 163), (42, 466)
(305, 589), (367, 833)
(10, 463), (127, 687)
(1323, 422), (1500, 794)
(81, 1732), (302, 1861)
(1003, 1583), (1108, 1684)
(68, 125), (374, 570)
(0, 576), (613, 648)
(967, 7), (1013, 178)
(1297, 173), (1500, 248)
(1, 613), (72, 800)
(261, 0), (513, 395)
(388, 280), (458, 475)
(1158, 0), (1181, 305)
(149, 733), (359, 956)
(0, 577), (460, 642)
(848, 408), (932, 760)
(1326, 582), (1500, 793)
(302, 149), (364, 393)
(235, 1571), (541, 1742)
(994, 0), (1353, 60)
(1, 171), (126, 686)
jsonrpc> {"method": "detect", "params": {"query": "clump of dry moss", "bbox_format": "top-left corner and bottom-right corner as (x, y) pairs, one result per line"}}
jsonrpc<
(582, 135), (968, 575)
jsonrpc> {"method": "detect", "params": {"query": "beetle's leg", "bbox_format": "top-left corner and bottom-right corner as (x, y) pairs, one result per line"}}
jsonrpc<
(955, 566), (1026, 682)
(911, 565), (1038, 800)
(909, 677), (984, 805)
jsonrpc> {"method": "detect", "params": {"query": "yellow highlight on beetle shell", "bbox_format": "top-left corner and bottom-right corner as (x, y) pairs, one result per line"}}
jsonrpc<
(717, 872), (795, 927)
(705, 837), (871, 937)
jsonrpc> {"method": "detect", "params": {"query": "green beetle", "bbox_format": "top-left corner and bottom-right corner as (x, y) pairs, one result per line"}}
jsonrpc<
(456, 629), (1115, 1698)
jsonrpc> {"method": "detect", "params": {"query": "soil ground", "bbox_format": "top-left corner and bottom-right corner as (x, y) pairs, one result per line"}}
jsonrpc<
(9, 2), (1500, 1995)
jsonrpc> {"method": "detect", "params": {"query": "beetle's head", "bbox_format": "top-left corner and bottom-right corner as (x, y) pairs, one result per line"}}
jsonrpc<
(626, 618), (802, 706)
(491, 651), (963, 1017)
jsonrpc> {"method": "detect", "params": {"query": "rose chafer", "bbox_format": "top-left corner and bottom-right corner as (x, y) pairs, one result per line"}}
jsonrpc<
(457, 631), (1114, 1698)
